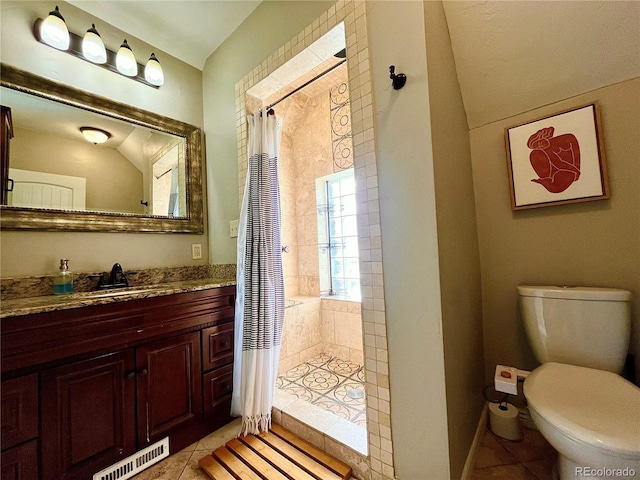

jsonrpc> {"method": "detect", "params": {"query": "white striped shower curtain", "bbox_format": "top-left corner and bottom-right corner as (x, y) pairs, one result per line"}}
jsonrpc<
(231, 111), (285, 435)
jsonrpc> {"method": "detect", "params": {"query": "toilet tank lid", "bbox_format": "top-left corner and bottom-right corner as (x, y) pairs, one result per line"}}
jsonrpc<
(517, 286), (632, 301)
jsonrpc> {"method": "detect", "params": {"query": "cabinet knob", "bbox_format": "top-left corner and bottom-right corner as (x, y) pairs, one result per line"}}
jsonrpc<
(126, 371), (136, 380)
(139, 368), (148, 377)
(118, 448), (124, 455)
(220, 341), (229, 349)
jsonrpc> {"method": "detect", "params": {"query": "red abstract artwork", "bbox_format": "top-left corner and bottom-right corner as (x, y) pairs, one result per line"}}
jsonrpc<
(527, 127), (581, 193)
(505, 103), (608, 210)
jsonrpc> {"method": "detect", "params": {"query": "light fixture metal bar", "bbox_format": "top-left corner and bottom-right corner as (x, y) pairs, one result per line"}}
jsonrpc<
(33, 18), (159, 89)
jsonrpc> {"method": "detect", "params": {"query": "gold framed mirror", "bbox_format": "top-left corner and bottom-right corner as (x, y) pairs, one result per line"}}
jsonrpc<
(0, 64), (204, 233)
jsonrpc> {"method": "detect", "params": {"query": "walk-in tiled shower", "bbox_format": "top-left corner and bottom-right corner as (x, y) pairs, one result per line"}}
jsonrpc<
(237, 13), (380, 475)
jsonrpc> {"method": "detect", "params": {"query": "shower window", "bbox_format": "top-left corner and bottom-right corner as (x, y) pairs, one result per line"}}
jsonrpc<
(316, 168), (360, 300)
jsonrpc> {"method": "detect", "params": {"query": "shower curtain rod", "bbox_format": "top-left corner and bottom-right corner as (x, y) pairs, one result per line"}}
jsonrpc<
(265, 58), (347, 114)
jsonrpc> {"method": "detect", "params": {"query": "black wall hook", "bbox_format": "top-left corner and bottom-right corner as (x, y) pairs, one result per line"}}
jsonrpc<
(389, 65), (407, 90)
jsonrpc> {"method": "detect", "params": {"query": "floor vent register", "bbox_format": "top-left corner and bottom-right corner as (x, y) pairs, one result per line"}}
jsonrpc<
(93, 437), (170, 480)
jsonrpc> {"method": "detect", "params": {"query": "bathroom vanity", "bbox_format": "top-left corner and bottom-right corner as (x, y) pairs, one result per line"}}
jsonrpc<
(1, 283), (235, 480)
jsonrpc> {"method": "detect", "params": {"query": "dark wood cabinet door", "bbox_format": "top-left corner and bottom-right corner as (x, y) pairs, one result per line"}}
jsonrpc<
(41, 350), (136, 480)
(1, 374), (38, 450)
(136, 332), (202, 447)
(1, 440), (38, 480)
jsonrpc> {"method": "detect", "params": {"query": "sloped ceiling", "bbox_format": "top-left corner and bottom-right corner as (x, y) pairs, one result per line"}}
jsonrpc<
(68, 0), (262, 70)
(69, 1), (639, 129)
(442, 1), (640, 129)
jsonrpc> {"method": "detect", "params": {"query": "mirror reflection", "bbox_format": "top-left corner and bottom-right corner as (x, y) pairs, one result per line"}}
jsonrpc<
(0, 64), (203, 233)
(1, 86), (187, 218)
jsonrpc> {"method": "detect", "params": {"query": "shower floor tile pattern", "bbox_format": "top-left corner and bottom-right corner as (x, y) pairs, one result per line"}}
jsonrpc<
(276, 354), (367, 428)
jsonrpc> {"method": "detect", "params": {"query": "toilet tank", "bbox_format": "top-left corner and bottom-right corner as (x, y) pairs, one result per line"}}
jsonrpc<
(518, 286), (632, 373)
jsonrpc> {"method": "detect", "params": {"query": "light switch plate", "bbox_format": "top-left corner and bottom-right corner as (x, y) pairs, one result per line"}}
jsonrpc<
(230, 219), (239, 238)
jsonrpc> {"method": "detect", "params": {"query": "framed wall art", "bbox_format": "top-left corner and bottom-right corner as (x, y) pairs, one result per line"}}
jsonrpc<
(505, 103), (609, 211)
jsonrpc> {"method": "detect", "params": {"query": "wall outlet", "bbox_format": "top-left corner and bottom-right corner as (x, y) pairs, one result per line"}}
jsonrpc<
(191, 243), (202, 260)
(229, 219), (239, 238)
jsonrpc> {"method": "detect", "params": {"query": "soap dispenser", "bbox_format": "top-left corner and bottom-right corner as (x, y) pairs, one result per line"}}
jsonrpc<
(54, 259), (74, 295)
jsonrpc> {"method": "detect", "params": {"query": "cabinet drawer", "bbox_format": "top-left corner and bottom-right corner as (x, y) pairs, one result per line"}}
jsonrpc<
(1, 439), (38, 480)
(1, 375), (38, 450)
(203, 364), (233, 416)
(202, 322), (234, 371)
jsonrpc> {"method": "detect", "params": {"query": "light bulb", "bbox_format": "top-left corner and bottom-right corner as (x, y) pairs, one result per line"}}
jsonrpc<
(82, 24), (107, 64)
(116, 39), (137, 77)
(40, 6), (70, 50)
(144, 53), (164, 86)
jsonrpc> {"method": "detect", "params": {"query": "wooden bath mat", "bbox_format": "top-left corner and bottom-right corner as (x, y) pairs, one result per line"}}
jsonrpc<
(199, 423), (352, 480)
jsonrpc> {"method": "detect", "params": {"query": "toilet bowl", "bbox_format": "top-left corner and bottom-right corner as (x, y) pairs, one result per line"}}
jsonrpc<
(524, 363), (640, 479)
(518, 286), (638, 479)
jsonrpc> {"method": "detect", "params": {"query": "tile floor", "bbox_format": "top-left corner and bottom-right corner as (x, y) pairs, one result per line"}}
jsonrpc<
(132, 419), (242, 480)
(276, 353), (367, 428)
(471, 423), (557, 480)
(133, 419), (556, 480)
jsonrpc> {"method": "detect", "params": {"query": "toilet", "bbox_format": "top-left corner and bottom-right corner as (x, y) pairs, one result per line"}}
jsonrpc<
(518, 286), (640, 480)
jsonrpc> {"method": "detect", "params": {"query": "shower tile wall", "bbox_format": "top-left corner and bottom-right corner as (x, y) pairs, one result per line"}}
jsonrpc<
(322, 298), (363, 365)
(276, 69), (363, 377)
(278, 94), (304, 298)
(280, 297), (364, 375)
(280, 298), (323, 374)
(279, 67), (349, 298)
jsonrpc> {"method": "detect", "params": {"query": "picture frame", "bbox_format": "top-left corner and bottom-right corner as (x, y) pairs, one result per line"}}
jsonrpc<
(505, 103), (609, 211)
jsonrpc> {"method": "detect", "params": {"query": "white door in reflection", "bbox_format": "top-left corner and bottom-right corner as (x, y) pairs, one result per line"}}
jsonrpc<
(8, 168), (86, 210)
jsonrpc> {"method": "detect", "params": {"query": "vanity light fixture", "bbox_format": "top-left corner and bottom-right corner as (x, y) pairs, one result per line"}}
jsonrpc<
(39, 6), (70, 51)
(82, 24), (107, 64)
(116, 39), (138, 77)
(33, 8), (162, 88)
(80, 127), (111, 144)
(144, 53), (164, 86)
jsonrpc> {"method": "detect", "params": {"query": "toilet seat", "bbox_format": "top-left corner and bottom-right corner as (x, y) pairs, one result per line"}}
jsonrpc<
(524, 362), (640, 456)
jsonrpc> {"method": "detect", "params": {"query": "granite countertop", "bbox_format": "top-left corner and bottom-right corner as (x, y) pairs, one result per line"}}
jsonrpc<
(0, 278), (236, 319)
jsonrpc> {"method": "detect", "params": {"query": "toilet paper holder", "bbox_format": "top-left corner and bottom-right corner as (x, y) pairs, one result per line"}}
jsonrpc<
(486, 364), (532, 441)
